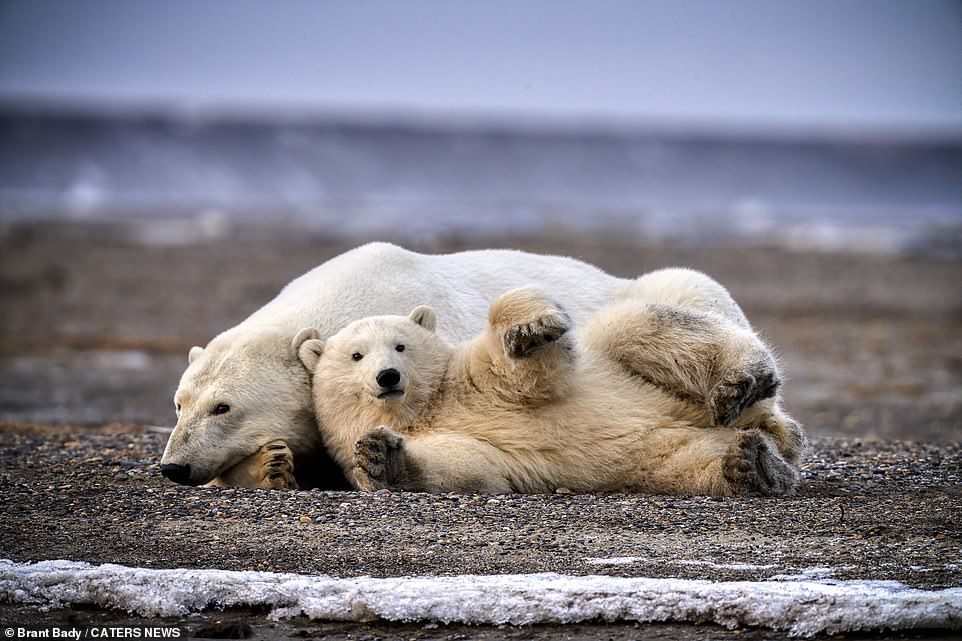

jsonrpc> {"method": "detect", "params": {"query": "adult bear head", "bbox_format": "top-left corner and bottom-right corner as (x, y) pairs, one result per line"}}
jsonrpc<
(160, 326), (332, 487)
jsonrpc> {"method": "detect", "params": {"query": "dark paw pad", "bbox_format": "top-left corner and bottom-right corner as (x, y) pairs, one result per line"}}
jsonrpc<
(724, 430), (797, 496)
(353, 426), (405, 490)
(710, 363), (781, 426)
(503, 312), (571, 359)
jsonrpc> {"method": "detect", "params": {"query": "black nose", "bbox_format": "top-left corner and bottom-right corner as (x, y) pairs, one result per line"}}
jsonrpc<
(160, 463), (192, 485)
(376, 368), (401, 388)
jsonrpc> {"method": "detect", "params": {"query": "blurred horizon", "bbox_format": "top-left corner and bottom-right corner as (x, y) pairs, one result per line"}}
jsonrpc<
(1, 0), (960, 136)
(1, 1), (960, 256)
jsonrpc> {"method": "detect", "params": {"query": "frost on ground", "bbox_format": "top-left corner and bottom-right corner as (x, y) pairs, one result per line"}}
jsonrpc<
(585, 557), (778, 571)
(1, 560), (959, 638)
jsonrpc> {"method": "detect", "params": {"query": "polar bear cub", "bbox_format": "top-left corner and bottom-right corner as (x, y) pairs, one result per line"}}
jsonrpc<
(299, 287), (803, 496)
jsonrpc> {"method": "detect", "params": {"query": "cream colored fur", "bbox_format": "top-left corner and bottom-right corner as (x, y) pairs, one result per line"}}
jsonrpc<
(162, 242), (801, 489)
(306, 288), (803, 496)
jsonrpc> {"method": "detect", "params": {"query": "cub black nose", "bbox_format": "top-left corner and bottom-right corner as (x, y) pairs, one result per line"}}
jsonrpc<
(160, 463), (192, 485)
(376, 368), (401, 388)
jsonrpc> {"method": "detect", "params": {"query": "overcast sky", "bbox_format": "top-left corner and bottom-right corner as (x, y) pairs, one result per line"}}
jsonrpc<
(0, 0), (959, 132)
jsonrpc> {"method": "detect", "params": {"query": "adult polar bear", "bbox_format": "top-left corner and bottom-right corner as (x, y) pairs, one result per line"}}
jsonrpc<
(161, 242), (785, 489)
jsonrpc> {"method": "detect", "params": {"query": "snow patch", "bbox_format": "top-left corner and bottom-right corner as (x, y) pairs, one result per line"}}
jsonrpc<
(1, 560), (960, 637)
(584, 556), (643, 566)
(585, 557), (777, 571)
(768, 566), (852, 581)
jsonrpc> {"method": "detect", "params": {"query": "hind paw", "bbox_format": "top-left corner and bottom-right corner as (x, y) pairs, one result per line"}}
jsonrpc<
(710, 363), (781, 426)
(258, 440), (298, 490)
(723, 430), (797, 496)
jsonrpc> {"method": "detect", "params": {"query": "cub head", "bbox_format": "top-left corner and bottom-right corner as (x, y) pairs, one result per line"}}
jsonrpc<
(298, 306), (450, 430)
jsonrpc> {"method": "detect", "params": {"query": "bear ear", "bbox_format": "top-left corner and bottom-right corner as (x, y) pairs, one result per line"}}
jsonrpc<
(297, 339), (325, 372)
(188, 346), (204, 364)
(290, 327), (320, 360)
(409, 305), (437, 332)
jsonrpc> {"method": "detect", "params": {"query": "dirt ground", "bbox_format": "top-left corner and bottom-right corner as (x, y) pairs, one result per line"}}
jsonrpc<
(0, 226), (960, 638)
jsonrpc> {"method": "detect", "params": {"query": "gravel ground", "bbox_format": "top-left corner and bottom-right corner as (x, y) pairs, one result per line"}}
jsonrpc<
(0, 423), (960, 638)
(0, 423), (960, 639)
(0, 228), (960, 637)
(1, 424), (959, 587)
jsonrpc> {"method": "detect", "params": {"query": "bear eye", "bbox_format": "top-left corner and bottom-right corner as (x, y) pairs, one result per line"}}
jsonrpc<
(212, 403), (231, 416)
(175, 402), (181, 412)
(352, 352), (363, 361)
(396, 344), (405, 352)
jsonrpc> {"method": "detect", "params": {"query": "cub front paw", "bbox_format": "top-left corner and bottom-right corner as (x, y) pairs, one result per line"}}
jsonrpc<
(259, 440), (298, 490)
(723, 429), (797, 496)
(353, 426), (406, 491)
(709, 362), (780, 426)
(503, 309), (571, 359)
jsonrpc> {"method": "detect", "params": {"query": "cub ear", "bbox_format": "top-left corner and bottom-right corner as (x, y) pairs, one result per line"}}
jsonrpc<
(291, 327), (320, 360)
(409, 305), (437, 332)
(298, 339), (325, 372)
(188, 346), (204, 364)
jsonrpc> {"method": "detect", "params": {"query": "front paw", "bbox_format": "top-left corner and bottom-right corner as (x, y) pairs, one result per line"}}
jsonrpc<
(353, 426), (406, 491)
(723, 429), (797, 496)
(503, 309), (571, 359)
(709, 362), (780, 426)
(258, 440), (298, 490)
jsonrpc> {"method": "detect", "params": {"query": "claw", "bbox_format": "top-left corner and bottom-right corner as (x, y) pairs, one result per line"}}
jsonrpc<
(257, 440), (298, 490)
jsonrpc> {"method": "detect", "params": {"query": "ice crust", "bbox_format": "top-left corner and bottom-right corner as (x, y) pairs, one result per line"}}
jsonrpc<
(584, 557), (778, 571)
(1, 559), (960, 637)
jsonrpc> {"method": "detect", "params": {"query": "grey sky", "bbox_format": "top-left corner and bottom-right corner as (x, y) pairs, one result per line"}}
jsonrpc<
(0, 0), (959, 132)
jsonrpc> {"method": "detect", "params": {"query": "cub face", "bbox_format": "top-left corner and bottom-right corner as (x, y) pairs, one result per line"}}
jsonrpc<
(298, 306), (450, 427)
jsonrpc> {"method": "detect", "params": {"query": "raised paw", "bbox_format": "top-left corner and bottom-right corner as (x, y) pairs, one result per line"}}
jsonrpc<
(258, 440), (298, 490)
(503, 310), (571, 359)
(723, 429), (798, 496)
(353, 426), (406, 491)
(709, 362), (781, 426)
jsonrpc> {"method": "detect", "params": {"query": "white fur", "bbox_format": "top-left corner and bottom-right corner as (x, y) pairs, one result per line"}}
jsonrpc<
(161, 242), (751, 487)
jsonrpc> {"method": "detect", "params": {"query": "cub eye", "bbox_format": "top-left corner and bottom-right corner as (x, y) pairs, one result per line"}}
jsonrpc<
(212, 403), (230, 415)
(175, 402), (181, 412)
(352, 352), (363, 361)
(396, 344), (405, 352)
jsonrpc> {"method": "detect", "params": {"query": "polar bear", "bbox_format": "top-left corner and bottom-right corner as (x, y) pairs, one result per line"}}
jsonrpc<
(161, 242), (798, 490)
(299, 288), (804, 495)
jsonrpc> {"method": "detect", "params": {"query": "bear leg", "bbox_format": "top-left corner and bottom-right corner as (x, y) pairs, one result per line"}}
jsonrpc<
(492, 288), (572, 360)
(582, 300), (782, 426)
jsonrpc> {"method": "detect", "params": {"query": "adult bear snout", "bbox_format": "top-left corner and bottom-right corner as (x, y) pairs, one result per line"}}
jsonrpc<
(376, 368), (401, 388)
(160, 463), (195, 486)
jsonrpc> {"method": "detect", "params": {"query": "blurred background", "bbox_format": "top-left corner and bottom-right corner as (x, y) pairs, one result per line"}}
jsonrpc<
(0, 0), (959, 442)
